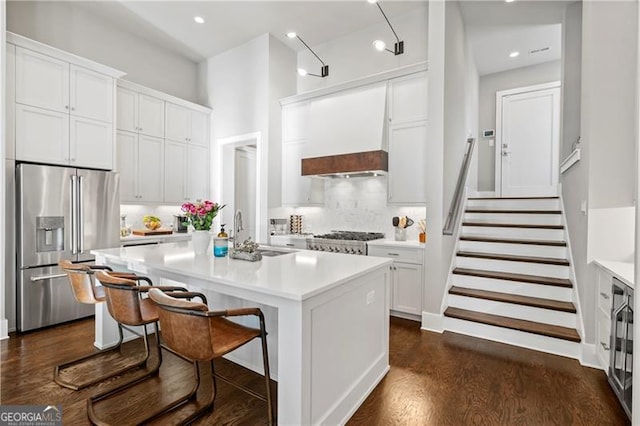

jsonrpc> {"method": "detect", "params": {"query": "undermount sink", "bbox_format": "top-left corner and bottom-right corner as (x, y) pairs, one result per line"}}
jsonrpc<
(256, 248), (296, 257)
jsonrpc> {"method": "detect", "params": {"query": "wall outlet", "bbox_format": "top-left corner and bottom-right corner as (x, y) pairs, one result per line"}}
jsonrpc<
(366, 290), (375, 305)
(581, 200), (587, 215)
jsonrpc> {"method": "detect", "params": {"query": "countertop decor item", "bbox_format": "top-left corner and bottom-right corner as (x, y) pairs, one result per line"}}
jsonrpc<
(191, 230), (211, 255)
(132, 229), (173, 236)
(392, 215), (414, 241)
(230, 238), (262, 261)
(143, 215), (161, 230)
(181, 199), (226, 231)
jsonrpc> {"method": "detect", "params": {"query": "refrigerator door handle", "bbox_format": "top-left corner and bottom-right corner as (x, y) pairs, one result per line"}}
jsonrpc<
(30, 273), (68, 282)
(70, 175), (78, 255)
(78, 175), (85, 253)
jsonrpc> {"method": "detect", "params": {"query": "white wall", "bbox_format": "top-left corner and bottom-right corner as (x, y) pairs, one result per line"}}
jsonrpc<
(1, 1), (7, 340)
(7, 0), (199, 102)
(296, 8), (428, 93)
(477, 60), (562, 192)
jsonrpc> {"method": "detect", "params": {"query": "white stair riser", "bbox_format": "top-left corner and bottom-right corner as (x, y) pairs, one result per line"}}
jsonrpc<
(443, 317), (580, 360)
(467, 199), (560, 210)
(455, 257), (570, 279)
(462, 226), (564, 240)
(451, 274), (573, 301)
(448, 295), (576, 328)
(458, 240), (567, 258)
(464, 213), (562, 226)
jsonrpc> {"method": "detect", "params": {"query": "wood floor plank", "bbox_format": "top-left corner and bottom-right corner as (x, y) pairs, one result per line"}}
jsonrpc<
(456, 250), (570, 266)
(444, 307), (581, 342)
(465, 209), (562, 214)
(468, 196), (560, 200)
(463, 222), (564, 229)
(452, 267), (573, 288)
(449, 286), (577, 313)
(460, 235), (567, 246)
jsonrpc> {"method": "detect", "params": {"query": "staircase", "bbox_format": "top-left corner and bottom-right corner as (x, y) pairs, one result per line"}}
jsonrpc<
(443, 196), (582, 359)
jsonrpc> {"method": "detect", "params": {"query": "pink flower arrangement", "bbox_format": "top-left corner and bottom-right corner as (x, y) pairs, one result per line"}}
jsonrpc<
(181, 199), (225, 231)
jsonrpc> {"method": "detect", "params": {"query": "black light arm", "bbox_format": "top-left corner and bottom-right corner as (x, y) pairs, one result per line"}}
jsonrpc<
(373, 1), (404, 55)
(290, 33), (329, 78)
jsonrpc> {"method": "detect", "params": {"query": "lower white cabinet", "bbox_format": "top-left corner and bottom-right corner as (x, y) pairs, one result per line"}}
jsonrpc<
(269, 235), (309, 249)
(595, 266), (613, 371)
(164, 141), (209, 203)
(368, 243), (424, 317)
(117, 131), (164, 203)
(282, 140), (324, 206)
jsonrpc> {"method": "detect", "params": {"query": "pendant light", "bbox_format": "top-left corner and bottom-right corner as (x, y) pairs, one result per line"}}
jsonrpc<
(286, 32), (329, 78)
(368, 0), (404, 55)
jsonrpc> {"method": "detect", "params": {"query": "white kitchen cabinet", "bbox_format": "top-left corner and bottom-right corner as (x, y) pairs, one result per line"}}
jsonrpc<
(117, 86), (165, 138)
(388, 72), (427, 125)
(387, 120), (427, 205)
(282, 140), (324, 206)
(117, 131), (164, 203)
(165, 103), (209, 147)
(595, 265), (614, 371)
(368, 243), (424, 318)
(269, 235), (309, 249)
(163, 142), (208, 203)
(11, 36), (122, 170)
(283, 101), (310, 141)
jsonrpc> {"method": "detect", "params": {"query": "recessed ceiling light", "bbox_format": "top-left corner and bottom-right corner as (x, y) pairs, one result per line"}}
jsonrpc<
(505, 0), (515, 3)
(286, 32), (297, 39)
(367, 0), (378, 4)
(372, 40), (386, 52)
(194, 16), (205, 24)
(297, 68), (308, 76)
(509, 51), (520, 58)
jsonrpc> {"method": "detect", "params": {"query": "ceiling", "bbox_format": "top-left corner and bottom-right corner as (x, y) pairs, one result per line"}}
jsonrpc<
(80, 1), (428, 63)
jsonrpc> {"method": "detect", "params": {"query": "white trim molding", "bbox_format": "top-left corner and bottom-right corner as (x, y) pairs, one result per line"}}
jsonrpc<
(560, 148), (581, 174)
(421, 311), (444, 333)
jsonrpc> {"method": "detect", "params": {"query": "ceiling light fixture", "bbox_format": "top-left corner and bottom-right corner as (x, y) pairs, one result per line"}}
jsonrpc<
(286, 32), (329, 78)
(505, 0), (515, 3)
(369, 0), (404, 55)
(509, 51), (520, 58)
(194, 16), (205, 24)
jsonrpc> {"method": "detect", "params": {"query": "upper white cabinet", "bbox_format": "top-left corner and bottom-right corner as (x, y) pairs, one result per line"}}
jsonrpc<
(117, 86), (165, 138)
(116, 131), (164, 203)
(283, 101), (310, 141)
(165, 103), (209, 147)
(387, 72), (428, 205)
(163, 142), (208, 203)
(9, 33), (125, 170)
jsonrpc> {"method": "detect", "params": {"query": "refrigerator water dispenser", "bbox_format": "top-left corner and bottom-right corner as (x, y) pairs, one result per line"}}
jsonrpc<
(36, 216), (64, 252)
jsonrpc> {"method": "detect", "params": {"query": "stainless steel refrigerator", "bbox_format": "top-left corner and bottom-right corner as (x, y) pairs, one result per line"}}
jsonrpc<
(16, 164), (120, 331)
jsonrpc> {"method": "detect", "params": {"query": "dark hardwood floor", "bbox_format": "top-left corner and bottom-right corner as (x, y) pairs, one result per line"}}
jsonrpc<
(1, 317), (628, 425)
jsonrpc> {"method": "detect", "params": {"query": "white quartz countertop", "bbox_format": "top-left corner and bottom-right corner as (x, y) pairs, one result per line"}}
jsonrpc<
(594, 260), (635, 288)
(367, 239), (425, 249)
(92, 241), (392, 301)
(120, 233), (192, 243)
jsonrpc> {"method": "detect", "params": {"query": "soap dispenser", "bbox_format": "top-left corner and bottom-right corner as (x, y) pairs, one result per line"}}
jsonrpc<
(214, 225), (229, 257)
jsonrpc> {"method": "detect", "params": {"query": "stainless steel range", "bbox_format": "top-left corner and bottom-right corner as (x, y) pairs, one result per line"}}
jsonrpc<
(307, 231), (384, 255)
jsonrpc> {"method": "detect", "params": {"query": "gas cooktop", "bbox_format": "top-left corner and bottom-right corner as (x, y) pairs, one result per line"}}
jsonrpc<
(313, 231), (385, 242)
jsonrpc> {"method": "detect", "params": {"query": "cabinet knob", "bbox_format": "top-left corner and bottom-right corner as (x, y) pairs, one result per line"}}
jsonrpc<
(65, 105), (69, 110)
(71, 107), (75, 111)
(70, 158), (76, 162)
(139, 128), (143, 131)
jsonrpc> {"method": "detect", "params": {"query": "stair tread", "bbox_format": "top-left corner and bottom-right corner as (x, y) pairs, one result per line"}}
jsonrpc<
(449, 286), (577, 313)
(468, 196), (560, 200)
(463, 222), (564, 229)
(452, 267), (573, 288)
(456, 251), (570, 266)
(444, 307), (581, 342)
(466, 209), (562, 214)
(460, 235), (567, 247)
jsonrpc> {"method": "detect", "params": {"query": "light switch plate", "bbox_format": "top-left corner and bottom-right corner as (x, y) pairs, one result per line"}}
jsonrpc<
(581, 200), (587, 214)
(488, 139), (495, 147)
(366, 290), (375, 305)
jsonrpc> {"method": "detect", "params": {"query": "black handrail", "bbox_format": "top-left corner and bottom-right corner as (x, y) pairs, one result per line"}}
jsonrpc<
(443, 138), (476, 235)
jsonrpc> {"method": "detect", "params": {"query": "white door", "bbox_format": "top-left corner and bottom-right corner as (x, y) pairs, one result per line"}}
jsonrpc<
(235, 147), (257, 241)
(497, 83), (560, 197)
(70, 65), (113, 123)
(164, 140), (188, 203)
(138, 94), (165, 138)
(15, 47), (69, 113)
(165, 102), (189, 142)
(116, 131), (138, 202)
(137, 135), (164, 202)
(70, 116), (113, 169)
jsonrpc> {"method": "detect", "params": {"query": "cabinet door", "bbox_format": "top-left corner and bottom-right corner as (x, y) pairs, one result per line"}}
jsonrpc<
(188, 145), (209, 201)
(283, 101), (310, 141)
(15, 104), (69, 165)
(116, 87), (138, 133)
(137, 135), (164, 202)
(116, 131), (138, 202)
(15, 47), (69, 113)
(282, 141), (323, 206)
(70, 65), (113, 123)
(70, 116), (113, 170)
(138, 94), (165, 138)
(388, 72), (427, 125)
(189, 110), (209, 147)
(392, 262), (423, 315)
(388, 121), (427, 204)
(164, 140), (188, 203)
(165, 102), (189, 142)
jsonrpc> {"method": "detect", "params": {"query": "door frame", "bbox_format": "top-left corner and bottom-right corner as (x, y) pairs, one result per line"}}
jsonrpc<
(494, 81), (561, 197)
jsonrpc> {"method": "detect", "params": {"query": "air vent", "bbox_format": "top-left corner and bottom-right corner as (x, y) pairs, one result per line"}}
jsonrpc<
(528, 47), (551, 55)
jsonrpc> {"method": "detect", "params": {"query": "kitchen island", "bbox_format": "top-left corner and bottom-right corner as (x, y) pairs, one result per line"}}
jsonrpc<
(92, 241), (392, 425)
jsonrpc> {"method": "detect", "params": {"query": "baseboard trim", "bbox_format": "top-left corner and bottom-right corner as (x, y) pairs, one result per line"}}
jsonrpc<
(579, 343), (602, 369)
(421, 311), (443, 333)
(391, 310), (421, 322)
(0, 319), (8, 340)
(471, 191), (497, 198)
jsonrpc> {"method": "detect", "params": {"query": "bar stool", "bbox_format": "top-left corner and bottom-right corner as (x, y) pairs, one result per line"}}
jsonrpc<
(87, 271), (200, 426)
(55, 260), (165, 391)
(147, 288), (276, 425)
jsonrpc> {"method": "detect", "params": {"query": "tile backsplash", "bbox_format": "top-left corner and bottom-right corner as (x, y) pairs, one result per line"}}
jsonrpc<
(120, 204), (186, 231)
(268, 176), (427, 241)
